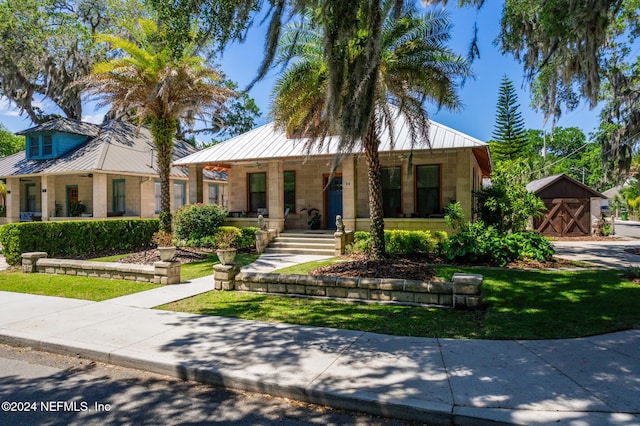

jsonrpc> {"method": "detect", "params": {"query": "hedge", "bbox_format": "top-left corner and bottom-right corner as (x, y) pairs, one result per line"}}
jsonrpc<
(0, 219), (159, 265)
(350, 229), (447, 258)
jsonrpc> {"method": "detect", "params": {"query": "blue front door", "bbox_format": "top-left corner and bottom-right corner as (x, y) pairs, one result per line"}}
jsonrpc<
(325, 176), (342, 229)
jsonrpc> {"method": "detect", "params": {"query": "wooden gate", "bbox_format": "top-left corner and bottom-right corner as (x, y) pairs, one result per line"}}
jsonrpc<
(534, 198), (591, 237)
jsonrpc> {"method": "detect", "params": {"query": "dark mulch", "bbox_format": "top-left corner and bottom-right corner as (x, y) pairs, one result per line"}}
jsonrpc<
(309, 254), (580, 281)
(116, 247), (213, 265)
(311, 257), (438, 281)
(503, 257), (580, 269)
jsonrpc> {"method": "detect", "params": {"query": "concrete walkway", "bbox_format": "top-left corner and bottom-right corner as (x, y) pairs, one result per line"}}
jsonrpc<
(0, 289), (637, 425)
(552, 239), (640, 268)
(1, 250), (639, 424)
(101, 253), (332, 308)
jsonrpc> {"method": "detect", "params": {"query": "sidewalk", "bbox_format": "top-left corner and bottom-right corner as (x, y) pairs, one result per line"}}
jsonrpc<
(0, 253), (639, 424)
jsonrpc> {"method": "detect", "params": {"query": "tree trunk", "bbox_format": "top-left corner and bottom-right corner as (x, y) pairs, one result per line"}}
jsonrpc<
(150, 117), (178, 234)
(363, 120), (386, 260)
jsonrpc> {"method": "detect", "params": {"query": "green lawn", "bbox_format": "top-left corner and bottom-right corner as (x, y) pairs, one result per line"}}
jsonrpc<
(0, 252), (259, 302)
(5, 251), (639, 339)
(0, 270), (161, 301)
(181, 253), (258, 281)
(159, 263), (640, 340)
(90, 252), (259, 282)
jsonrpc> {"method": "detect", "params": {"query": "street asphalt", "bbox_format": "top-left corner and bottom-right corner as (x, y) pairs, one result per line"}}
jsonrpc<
(0, 244), (639, 425)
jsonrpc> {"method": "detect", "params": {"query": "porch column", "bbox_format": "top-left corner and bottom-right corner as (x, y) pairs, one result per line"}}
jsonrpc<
(41, 175), (56, 220)
(139, 177), (156, 218)
(267, 160), (284, 231)
(456, 150), (473, 221)
(341, 156), (357, 231)
(5, 177), (19, 222)
(92, 173), (108, 219)
(188, 164), (204, 204)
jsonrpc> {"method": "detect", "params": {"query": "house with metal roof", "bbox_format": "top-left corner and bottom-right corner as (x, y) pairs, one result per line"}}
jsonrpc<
(174, 117), (492, 233)
(0, 118), (226, 224)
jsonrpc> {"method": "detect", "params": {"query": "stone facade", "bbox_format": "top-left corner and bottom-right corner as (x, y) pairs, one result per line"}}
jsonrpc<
(216, 148), (485, 234)
(223, 270), (482, 309)
(21, 252), (180, 284)
(213, 263), (241, 290)
(256, 229), (278, 254)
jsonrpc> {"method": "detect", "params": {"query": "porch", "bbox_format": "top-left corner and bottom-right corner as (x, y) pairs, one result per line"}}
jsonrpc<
(0, 172), (198, 224)
(206, 148), (479, 235)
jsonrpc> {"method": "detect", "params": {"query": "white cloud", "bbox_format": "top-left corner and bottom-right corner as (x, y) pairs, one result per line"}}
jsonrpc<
(83, 113), (105, 124)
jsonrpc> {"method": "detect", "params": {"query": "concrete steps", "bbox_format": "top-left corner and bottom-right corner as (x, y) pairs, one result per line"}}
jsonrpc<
(263, 232), (335, 256)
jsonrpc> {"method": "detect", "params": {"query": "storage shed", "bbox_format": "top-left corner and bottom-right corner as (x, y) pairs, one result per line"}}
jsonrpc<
(526, 174), (606, 237)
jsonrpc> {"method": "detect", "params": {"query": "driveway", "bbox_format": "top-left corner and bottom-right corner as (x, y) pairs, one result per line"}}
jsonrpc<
(552, 239), (640, 268)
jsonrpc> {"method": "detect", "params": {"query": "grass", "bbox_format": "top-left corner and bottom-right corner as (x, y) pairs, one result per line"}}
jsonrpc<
(158, 262), (640, 340)
(180, 253), (258, 281)
(5, 250), (639, 339)
(0, 251), (260, 302)
(0, 270), (161, 301)
(272, 257), (345, 275)
(89, 252), (259, 282)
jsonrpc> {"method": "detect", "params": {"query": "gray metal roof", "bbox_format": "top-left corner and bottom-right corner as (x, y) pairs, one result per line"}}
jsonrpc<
(0, 119), (225, 180)
(174, 117), (491, 167)
(526, 174), (563, 193)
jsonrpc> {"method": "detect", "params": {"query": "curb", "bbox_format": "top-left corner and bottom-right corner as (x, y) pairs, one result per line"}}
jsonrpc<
(0, 332), (485, 425)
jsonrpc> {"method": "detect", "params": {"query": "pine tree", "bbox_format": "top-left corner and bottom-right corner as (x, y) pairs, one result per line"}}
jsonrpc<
(491, 75), (529, 162)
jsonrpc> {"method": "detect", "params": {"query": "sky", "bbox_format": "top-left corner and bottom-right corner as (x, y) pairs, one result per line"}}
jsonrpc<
(0, 1), (602, 142)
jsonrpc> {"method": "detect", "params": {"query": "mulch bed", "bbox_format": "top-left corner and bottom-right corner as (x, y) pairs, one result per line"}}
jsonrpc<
(503, 258), (580, 269)
(311, 257), (438, 281)
(115, 247), (213, 265)
(67, 240), (602, 281)
(308, 256), (579, 281)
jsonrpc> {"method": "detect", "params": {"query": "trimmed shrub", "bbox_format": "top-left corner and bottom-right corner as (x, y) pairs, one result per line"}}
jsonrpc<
(236, 227), (259, 251)
(441, 222), (554, 266)
(385, 230), (438, 256)
(0, 219), (159, 265)
(173, 203), (227, 242)
(348, 229), (444, 258)
(349, 231), (372, 254)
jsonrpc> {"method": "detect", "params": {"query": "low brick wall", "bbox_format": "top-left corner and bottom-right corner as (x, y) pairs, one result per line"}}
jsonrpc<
(230, 271), (482, 309)
(21, 252), (181, 285)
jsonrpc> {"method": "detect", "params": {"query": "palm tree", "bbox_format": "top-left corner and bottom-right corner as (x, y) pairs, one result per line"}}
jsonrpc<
(272, 3), (470, 259)
(81, 19), (233, 233)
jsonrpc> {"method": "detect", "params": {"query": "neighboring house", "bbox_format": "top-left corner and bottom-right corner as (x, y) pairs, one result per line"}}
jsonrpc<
(174, 117), (492, 233)
(526, 173), (606, 237)
(0, 118), (226, 224)
(601, 181), (633, 216)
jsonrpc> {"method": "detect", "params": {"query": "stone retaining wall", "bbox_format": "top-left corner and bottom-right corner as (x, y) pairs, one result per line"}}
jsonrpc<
(213, 265), (482, 309)
(21, 252), (180, 285)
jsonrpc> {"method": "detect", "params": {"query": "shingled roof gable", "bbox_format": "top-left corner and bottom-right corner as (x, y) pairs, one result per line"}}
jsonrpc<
(16, 118), (101, 138)
(0, 119), (226, 180)
(526, 173), (605, 199)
